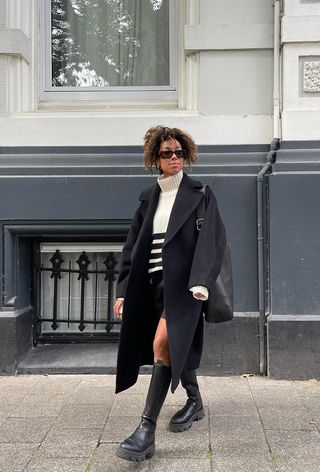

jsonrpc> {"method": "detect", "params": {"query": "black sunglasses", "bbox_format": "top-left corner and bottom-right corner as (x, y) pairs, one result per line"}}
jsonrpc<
(159, 150), (186, 159)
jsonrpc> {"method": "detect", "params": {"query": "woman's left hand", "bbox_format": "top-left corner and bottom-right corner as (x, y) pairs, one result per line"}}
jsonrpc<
(193, 292), (207, 300)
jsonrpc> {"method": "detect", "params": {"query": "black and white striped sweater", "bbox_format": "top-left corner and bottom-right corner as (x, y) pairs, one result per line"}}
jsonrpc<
(148, 170), (208, 300)
(148, 170), (183, 274)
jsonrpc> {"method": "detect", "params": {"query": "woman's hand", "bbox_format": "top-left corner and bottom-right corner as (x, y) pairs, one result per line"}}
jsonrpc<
(114, 298), (124, 319)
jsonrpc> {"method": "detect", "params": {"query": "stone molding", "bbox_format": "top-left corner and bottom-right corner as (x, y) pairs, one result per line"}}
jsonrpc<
(185, 24), (273, 51)
(0, 29), (31, 63)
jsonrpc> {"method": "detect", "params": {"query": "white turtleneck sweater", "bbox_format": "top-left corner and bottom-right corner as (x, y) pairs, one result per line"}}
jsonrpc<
(148, 170), (208, 301)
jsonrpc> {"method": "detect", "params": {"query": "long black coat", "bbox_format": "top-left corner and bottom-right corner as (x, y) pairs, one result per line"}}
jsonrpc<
(115, 173), (226, 394)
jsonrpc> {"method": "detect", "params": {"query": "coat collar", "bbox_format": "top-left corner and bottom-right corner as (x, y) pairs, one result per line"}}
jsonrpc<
(139, 173), (204, 247)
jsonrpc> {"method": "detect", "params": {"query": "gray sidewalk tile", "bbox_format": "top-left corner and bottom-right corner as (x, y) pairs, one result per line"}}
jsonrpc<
(210, 417), (271, 458)
(79, 374), (116, 387)
(155, 406), (209, 458)
(0, 394), (29, 424)
(0, 443), (39, 472)
(101, 415), (142, 443)
(10, 394), (68, 418)
(0, 417), (55, 443)
(211, 455), (277, 472)
(292, 379), (320, 397)
(110, 393), (148, 417)
(209, 393), (258, 417)
(88, 443), (149, 472)
(259, 409), (317, 431)
(0, 392), (30, 407)
(205, 376), (250, 392)
(248, 376), (293, 387)
(300, 395), (320, 420)
(35, 427), (101, 458)
(0, 415), (8, 428)
(55, 404), (110, 429)
(0, 377), (39, 395)
(266, 430), (320, 459)
(24, 457), (90, 472)
(251, 386), (316, 430)
(29, 375), (81, 395)
(165, 386), (191, 407)
(149, 458), (211, 472)
(267, 430), (320, 472)
(67, 384), (115, 405)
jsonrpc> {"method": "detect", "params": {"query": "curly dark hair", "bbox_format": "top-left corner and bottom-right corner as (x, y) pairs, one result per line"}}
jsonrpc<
(143, 125), (198, 172)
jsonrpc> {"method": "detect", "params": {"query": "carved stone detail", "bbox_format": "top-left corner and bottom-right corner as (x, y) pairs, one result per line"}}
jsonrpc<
(303, 61), (320, 93)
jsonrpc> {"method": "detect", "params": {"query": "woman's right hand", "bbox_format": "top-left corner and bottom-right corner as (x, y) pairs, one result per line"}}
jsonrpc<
(113, 298), (124, 319)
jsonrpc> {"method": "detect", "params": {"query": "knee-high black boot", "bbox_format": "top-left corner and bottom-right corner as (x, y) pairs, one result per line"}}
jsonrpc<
(169, 368), (204, 432)
(116, 361), (171, 462)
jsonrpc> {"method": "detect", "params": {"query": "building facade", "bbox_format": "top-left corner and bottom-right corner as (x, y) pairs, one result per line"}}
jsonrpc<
(0, 0), (320, 379)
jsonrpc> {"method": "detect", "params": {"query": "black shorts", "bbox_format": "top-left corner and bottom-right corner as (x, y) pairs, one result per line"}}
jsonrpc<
(149, 270), (166, 319)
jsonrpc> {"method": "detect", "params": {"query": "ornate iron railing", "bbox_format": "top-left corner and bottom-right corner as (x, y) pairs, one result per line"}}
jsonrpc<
(36, 249), (121, 342)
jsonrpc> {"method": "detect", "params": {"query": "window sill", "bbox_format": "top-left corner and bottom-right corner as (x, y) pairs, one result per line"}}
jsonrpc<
(37, 100), (180, 113)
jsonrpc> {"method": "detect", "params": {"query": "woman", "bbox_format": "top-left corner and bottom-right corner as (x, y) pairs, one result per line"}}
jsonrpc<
(114, 126), (226, 462)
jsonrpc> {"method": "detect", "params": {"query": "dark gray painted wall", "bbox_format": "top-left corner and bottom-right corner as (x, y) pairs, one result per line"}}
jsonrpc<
(268, 142), (320, 378)
(0, 145), (268, 375)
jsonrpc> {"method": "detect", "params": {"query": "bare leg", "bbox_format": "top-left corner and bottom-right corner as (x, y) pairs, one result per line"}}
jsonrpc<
(153, 317), (170, 366)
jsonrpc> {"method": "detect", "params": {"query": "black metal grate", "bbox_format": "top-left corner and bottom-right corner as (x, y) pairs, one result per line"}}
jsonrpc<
(36, 249), (121, 343)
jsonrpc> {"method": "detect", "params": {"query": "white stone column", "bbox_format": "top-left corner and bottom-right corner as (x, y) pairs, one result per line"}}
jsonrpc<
(282, 0), (320, 140)
(0, 0), (35, 115)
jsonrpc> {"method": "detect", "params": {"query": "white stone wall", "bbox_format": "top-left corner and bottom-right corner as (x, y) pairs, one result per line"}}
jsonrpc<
(0, 0), (277, 146)
(282, 0), (320, 140)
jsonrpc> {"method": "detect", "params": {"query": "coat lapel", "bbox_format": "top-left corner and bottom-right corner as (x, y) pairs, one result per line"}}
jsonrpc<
(164, 173), (203, 247)
(131, 183), (160, 261)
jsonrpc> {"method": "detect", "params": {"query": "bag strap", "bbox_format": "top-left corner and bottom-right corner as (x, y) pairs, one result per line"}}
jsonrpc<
(196, 185), (208, 230)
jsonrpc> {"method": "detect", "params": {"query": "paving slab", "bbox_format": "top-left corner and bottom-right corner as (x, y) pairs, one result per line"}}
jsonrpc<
(109, 393), (148, 417)
(267, 430), (320, 472)
(292, 379), (320, 397)
(35, 427), (101, 458)
(0, 443), (39, 472)
(10, 394), (68, 418)
(67, 384), (115, 405)
(210, 415), (269, 457)
(24, 457), (90, 472)
(29, 375), (81, 395)
(209, 393), (259, 417)
(55, 404), (110, 429)
(149, 457), (211, 472)
(156, 406), (210, 459)
(211, 455), (277, 472)
(0, 417), (55, 443)
(0, 376), (39, 395)
(89, 443), (149, 472)
(101, 415), (142, 443)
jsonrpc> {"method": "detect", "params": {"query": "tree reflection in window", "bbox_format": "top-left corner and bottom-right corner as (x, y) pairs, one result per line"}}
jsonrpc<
(51, 0), (170, 87)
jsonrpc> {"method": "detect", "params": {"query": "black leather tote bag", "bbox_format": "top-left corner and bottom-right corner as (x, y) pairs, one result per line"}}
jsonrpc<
(197, 186), (233, 323)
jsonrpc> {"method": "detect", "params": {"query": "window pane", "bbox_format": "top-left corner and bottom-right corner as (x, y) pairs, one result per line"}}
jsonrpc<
(51, 0), (170, 87)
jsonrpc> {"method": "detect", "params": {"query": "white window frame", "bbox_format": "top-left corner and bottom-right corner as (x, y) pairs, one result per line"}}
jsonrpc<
(39, 0), (177, 102)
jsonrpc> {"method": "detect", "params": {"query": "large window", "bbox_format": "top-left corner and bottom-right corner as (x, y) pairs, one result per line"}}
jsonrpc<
(41, 0), (177, 101)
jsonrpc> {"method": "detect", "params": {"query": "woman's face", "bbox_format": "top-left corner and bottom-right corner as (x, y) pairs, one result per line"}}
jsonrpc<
(157, 139), (184, 178)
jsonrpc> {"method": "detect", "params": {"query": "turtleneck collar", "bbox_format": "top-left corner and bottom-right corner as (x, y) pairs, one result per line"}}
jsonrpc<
(157, 170), (183, 193)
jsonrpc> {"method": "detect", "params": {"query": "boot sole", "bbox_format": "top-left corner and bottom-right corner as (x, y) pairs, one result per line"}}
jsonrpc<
(116, 443), (155, 462)
(169, 409), (205, 433)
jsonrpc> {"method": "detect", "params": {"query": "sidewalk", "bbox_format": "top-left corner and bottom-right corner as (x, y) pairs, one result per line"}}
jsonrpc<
(0, 374), (319, 472)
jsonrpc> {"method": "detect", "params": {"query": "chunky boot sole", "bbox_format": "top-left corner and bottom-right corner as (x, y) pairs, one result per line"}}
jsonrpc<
(169, 408), (205, 433)
(116, 443), (155, 462)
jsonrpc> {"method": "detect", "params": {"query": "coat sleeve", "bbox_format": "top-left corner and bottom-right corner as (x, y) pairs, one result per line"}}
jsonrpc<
(116, 202), (146, 298)
(188, 188), (226, 293)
